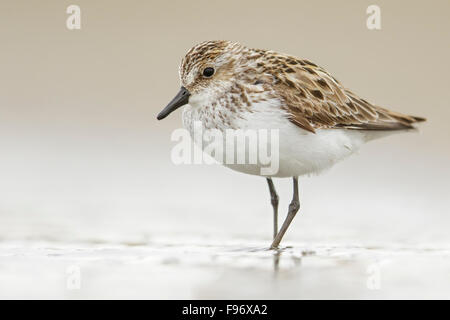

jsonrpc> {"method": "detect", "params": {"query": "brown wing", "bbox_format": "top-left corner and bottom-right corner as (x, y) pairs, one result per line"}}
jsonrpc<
(269, 55), (425, 133)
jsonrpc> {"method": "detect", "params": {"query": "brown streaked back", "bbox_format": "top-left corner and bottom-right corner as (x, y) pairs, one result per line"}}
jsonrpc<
(260, 51), (426, 133)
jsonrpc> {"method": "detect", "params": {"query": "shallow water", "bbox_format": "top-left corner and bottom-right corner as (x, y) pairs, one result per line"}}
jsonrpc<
(0, 139), (449, 299)
(1, 237), (449, 299)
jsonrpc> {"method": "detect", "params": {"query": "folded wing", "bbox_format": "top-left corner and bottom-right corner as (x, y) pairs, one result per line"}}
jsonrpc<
(269, 55), (425, 133)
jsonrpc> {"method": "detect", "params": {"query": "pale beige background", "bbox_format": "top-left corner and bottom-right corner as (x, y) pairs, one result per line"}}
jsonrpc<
(0, 0), (449, 299)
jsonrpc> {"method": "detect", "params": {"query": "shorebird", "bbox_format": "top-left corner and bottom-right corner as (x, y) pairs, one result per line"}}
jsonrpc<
(157, 40), (425, 248)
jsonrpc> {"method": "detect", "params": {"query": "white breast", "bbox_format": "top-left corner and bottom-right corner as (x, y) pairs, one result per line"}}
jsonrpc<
(182, 99), (371, 178)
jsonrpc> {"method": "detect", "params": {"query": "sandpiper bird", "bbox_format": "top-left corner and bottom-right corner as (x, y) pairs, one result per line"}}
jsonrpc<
(157, 40), (425, 248)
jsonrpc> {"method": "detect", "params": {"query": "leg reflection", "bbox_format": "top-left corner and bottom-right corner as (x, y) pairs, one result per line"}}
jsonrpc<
(273, 250), (280, 274)
(272, 249), (303, 274)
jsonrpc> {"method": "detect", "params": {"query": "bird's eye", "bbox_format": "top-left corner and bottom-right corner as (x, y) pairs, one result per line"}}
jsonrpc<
(202, 67), (215, 77)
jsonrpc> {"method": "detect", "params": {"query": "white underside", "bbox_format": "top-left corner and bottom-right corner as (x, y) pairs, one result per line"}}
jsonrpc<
(223, 123), (385, 178)
(182, 99), (403, 178)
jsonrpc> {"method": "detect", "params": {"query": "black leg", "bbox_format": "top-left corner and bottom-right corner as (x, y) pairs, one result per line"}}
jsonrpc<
(271, 177), (300, 249)
(266, 177), (279, 240)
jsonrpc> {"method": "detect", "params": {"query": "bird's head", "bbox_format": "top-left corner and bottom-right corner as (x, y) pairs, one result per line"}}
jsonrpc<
(157, 40), (246, 120)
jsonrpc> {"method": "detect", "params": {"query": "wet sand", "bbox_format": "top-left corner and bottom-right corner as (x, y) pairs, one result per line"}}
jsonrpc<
(1, 237), (449, 299)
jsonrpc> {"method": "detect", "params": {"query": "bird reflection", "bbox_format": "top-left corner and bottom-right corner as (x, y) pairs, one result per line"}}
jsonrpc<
(272, 248), (304, 275)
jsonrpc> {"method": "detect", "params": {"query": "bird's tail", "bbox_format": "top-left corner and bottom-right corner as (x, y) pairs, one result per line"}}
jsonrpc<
(375, 106), (426, 129)
(411, 116), (426, 123)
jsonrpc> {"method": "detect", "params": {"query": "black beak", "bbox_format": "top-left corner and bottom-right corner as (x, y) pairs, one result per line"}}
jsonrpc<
(157, 86), (190, 120)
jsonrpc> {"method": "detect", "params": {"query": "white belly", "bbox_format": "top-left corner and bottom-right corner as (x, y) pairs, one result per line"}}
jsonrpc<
(224, 125), (368, 178)
(182, 100), (377, 178)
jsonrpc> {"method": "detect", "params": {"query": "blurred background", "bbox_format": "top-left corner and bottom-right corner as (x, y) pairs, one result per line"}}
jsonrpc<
(0, 0), (449, 299)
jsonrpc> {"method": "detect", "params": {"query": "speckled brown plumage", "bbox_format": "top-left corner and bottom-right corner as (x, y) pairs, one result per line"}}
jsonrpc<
(178, 40), (425, 134)
(264, 52), (425, 133)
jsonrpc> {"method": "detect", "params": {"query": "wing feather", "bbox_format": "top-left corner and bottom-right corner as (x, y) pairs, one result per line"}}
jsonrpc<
(266, 54), (425, 133)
